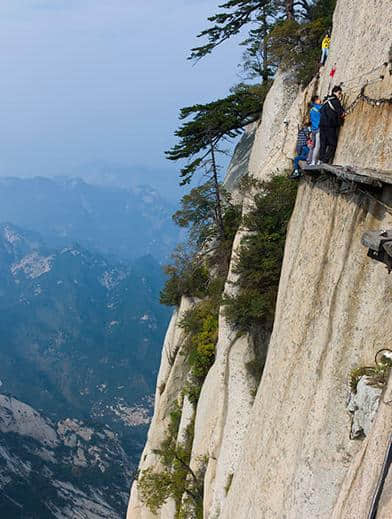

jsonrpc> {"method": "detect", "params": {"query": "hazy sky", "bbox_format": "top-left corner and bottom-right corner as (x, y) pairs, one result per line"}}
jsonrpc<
(0, 0), (244, 197)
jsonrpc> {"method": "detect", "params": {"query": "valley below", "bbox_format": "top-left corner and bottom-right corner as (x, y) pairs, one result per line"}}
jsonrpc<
(0, 177), (174, 518)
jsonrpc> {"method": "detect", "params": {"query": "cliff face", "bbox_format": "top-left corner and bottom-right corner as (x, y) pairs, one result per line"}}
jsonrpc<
(127, 1), (392, 517)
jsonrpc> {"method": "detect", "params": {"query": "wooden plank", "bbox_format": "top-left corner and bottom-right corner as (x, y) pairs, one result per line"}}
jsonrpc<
(298, 161), (392, 188)
(299, 162), (319, 172)
(300, 162), (384, 187)
(322, 164), (383, 187)
(348, 167), (392, 186)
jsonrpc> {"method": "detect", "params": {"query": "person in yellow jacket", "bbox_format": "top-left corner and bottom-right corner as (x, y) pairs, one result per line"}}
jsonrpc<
(320, 32), (331, 66)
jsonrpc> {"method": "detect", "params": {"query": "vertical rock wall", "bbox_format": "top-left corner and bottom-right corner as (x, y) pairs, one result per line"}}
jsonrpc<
(221, 1), (392, 517)
(320, 0), (392, 171)
(127, 0), (392, 517)
(222, 176), (392, 518)
(190, 71), (301, 519)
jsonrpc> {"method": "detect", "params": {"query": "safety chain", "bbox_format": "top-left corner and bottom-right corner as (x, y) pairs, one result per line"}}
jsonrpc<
(344, 84), (392, 116)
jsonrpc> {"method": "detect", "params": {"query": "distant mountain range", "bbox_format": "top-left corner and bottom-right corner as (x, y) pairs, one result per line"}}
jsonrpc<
(0, 176), (180, 261)
(0, 222), (171, 517)
(72, 162), (181, 201)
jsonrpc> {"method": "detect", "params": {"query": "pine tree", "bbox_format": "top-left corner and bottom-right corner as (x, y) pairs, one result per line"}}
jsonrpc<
(188, 0), (314, 79)
(268, 0), (336, 84)
(166, 84), (270, 237)
(188, 1), (272, 63)
(239, 5), (276, 81)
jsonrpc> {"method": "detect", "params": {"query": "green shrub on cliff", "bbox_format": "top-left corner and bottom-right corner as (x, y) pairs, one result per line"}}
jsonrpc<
(160, 246), (210, 307)
(190, 0), (337, 85)
(138, 312), (213, 516)
(268, 7), (335, 85)
(138, 404), (203, 518)
(180, 299), (220, 405)
(350, 355), (392, 394)
(223, 175), (297, 334)
(160, 186), (242, 308)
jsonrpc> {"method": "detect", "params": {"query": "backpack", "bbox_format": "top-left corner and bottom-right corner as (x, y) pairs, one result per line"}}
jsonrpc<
(320, 97), (336, 114)
(320, 97), (339, 126)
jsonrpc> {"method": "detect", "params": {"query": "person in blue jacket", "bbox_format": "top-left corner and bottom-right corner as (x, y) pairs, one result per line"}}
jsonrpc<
(308, 95), (322, 165)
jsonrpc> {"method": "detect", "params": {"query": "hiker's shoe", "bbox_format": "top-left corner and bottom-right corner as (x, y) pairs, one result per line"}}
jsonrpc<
(289, 169), (301, 179)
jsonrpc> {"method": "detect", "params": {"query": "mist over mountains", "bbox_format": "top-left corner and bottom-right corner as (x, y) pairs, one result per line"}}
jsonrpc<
(0, 176), (180, 262)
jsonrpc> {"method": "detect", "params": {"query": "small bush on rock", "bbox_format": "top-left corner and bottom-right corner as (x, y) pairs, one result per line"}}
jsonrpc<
(138, 405), (203, 518)
(223, 175), (297, 334)
(180, 299), (219, 406)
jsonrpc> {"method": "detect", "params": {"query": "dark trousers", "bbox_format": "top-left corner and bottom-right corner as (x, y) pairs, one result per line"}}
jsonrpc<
(319, 125), (338, 163)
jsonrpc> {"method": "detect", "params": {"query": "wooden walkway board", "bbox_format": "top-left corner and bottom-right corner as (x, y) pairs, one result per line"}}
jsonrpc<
(299, 162), (392, 188)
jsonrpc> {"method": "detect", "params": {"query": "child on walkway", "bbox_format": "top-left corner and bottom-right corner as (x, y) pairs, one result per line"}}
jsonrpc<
(290, 124), (312, 179)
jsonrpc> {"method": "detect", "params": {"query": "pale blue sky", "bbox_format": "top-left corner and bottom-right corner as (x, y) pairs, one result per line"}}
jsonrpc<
(0, 0), (244, 197)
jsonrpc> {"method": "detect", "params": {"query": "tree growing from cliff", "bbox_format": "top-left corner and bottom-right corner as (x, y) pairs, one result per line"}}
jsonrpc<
(189, 0), (336, 84)
(188, 0), (314, 80)
(239, 4), (277, 81)
(138, 404), (204, 517)
(267, 0), (336, 84)
(160, 245), (210, 307)
(166, 83), (269, 238)
(160, 187), (242, 308)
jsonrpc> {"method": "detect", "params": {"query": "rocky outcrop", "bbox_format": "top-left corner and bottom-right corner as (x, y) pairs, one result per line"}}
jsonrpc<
(222, 172), (392, 518)
(332, 375), (392, 519)
(220, 1), (392, 516)
(223, 123), (256, 200)
(0, 395), (58, 447)
(127, 0), (392, 517)
(320, 0), (392, 172)
(348, 377), (383, 439)
(0, 394), (131, 518)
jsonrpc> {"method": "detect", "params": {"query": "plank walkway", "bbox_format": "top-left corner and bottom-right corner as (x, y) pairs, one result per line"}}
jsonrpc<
(299, 162), (392, 188)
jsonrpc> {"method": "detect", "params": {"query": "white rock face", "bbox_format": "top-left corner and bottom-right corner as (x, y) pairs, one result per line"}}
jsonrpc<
(321, 0), (392, 172)
(127, 1), (392, 517)
(3, 224), (22, 245)
(223, 123), (256, 202)
(248, 70), (300, 181)
(0, 394), (58, 447)
(11, 251), (53, 279)
(332, 375), (392, 519)
(348, 376), (383, 438)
